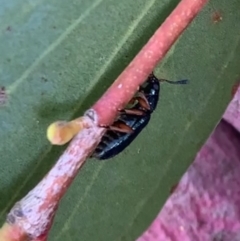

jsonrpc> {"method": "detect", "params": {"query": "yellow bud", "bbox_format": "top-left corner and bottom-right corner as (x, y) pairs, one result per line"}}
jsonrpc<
(47, 118), (90, 145)
(47, 121), (74, 145)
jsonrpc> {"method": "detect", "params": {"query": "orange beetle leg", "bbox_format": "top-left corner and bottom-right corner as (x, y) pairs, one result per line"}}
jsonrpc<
(110, 120), (133, 133)
(135, 92), (151, 110)
(101, 120), (133, 133)
(120, 108), (146, 116)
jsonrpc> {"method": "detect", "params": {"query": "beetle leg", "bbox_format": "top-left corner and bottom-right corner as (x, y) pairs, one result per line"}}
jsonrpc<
(111, 120), (133, 133)
(108, 125), (133, 133)
(135, 92), (151, 110)
(120, 108), (146, 116)
(116, 98), (137, 114)
(101, 120), (133, 133)
(118, 95), (149, 115)
(118, 93), (150, 116)
(114, 104), (145, 123)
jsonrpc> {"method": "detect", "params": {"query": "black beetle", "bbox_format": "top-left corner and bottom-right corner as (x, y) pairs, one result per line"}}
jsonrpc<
(91, 73), (188, 160)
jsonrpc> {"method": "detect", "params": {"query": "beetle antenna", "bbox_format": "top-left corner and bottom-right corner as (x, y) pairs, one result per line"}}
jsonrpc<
(159, 79), (189, 85)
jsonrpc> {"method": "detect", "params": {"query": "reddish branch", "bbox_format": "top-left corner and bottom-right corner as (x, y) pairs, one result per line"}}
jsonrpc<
(92, 0), (209, 126)
(1, 0), (209, 240)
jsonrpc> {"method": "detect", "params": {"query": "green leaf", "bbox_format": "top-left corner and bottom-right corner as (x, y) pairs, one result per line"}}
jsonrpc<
(0, 0), (240, 240)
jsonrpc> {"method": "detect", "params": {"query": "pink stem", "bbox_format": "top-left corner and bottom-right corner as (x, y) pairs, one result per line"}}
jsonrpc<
(92, 0), (208, 126)
(7, 115), (105, 239)
(5, 0), (209, 239)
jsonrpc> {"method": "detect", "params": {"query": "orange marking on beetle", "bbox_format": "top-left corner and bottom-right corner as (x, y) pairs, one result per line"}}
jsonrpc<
(107, 121), (133, 133)
(135, 94), (151, 110)
(122, 109), (146, 116)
